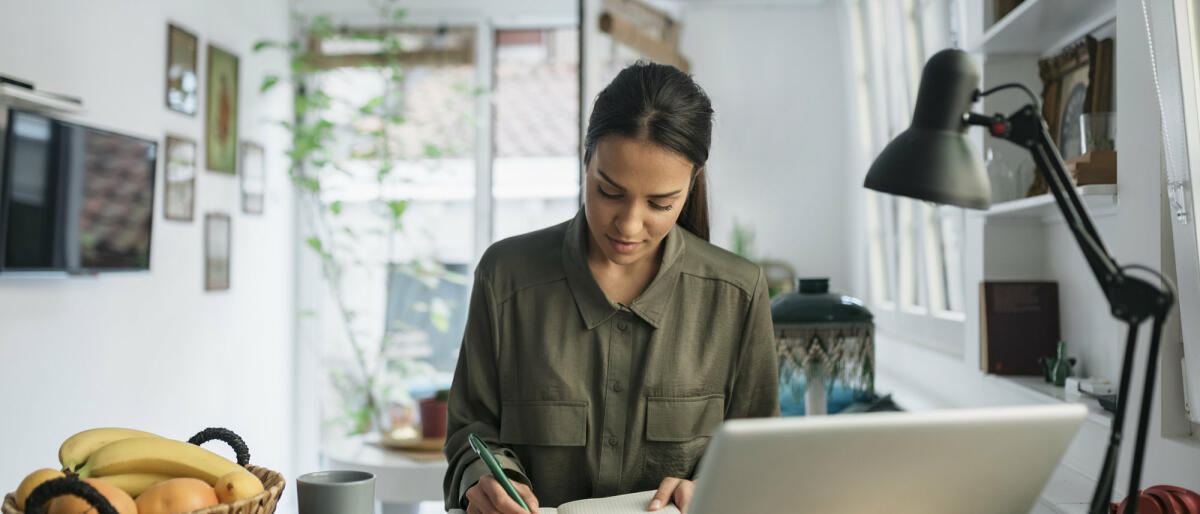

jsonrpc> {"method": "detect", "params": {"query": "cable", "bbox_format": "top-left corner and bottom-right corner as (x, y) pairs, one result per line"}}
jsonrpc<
(1121, 263), (1179, 300)
(978, 82), (1041, 109)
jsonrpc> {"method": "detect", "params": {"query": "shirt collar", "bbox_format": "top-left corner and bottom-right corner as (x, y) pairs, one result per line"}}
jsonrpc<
(562, 208), (686, 330)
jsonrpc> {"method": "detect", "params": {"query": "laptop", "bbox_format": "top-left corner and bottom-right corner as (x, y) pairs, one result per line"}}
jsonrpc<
(688, 404), (1088, 514)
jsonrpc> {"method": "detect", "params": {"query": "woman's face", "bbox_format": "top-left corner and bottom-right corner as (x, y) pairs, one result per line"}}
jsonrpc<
(584, 135), (695, 267)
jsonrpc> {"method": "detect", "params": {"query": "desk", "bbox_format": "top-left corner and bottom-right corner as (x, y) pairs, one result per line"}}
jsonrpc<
(322, 434), (448, 514)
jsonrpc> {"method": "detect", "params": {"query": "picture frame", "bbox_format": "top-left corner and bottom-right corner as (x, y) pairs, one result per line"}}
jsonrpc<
(205, 213), (231, 291)
(205, 44), (239, 174)
(993, 0), (1025, 26)
(166, 23), (199, 116)
(240, 141), (265, 215)
(1028, 36), (1097, 196)
(163, 135), (197, 221)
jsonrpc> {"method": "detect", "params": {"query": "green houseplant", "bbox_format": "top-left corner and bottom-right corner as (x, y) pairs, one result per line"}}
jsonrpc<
(254, 7), (472, 435)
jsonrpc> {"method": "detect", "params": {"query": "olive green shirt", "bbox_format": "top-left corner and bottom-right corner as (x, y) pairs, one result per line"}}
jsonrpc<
(442, 209), (780, 509)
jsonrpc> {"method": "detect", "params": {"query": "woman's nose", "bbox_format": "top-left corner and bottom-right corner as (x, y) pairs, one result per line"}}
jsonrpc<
(614, 205), (642, 237)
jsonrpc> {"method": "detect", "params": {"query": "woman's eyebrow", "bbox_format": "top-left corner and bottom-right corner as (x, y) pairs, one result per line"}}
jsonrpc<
(597, 169), (683, 198)
(597, 170), (627, 191)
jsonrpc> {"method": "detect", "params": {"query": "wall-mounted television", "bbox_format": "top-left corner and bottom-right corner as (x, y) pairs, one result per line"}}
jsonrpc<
(0, 109), (157, 273)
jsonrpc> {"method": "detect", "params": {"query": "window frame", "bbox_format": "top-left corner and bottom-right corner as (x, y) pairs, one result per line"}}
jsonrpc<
(852, 0), (967, 357)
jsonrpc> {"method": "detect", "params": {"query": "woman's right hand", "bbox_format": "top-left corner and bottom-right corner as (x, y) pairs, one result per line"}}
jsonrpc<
(465, 474), (541, 514)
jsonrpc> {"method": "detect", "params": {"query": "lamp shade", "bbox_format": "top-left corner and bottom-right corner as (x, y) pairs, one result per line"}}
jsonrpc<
(864, 49), (991, 210)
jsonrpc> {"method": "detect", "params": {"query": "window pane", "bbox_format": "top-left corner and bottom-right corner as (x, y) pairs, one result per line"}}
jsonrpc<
(939, 205), (965, 313)
(493, 28), (581, 241)
(866, 190), (894, 305)
(897, 198), (924, 311)
(311, 33), (478, 435)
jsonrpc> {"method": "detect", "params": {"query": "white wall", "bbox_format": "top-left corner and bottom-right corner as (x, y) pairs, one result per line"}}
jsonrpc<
(0, 0), (299, 510)
(681, 2), (849, 288)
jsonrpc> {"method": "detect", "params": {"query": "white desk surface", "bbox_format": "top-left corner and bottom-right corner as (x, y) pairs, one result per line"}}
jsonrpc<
(322, 434), (448, 504)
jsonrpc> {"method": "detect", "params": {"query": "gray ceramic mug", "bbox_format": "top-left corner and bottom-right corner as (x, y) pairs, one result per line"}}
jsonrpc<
(297, 470), (376, 514)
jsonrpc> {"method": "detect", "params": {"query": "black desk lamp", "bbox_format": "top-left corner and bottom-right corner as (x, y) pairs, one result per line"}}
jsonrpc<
(864, 49), (1176, 514)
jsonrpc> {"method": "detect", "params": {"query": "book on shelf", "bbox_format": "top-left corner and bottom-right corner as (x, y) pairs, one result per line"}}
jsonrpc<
(449, 490), (679, 514)
(979, 281), (1060, 375)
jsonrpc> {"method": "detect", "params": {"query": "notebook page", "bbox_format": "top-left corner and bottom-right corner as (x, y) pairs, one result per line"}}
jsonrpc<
(560, 490), (682, 514)
(447, 509), (558, 514)
(446, 490), (680, 514)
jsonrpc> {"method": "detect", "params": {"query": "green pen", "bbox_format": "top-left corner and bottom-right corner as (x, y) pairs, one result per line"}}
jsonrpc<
(468, 432), (530, 512)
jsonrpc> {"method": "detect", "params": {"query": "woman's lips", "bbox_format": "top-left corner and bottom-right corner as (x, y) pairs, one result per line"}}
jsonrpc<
(607, 235), (640, 254)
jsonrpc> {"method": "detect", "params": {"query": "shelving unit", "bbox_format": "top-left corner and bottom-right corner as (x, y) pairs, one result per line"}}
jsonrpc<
(0, 83), (83, 113)
(982, 184), (1117, 221)
(975, 0), (1117, 55)
(956, 1), (1124, 507)
(989, 375), (1114, 427)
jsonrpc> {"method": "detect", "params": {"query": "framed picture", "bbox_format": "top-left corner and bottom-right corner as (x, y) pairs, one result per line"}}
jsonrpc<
(163, 135), (196, 221)
(1039, 36), (1096, 161)
(1029, 36), (1097, 195)
(205, 213), (231, 291)
(166, 23), (199, 115)
(240, 141), (265, 214)
(205, 44), (239, 174)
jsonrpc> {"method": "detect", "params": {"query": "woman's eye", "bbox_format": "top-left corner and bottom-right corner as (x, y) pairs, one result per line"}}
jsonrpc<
(649, 202), (673, 211)
(597, 186), (621, 199)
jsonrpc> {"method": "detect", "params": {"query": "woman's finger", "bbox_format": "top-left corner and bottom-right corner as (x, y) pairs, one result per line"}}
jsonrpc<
(649, 477), (681, 511)
(466, 481), (498, 513)
(481, 475), (531, 513)
(514, 482), (541, 514)
(672, 479), (696, 514)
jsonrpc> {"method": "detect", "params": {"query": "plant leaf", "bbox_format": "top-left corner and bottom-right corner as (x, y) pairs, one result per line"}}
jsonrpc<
(260, 75), (280, 93)
(253, 40), (277, 52)
(359, 96), (385, 115)
(305, 237), (321, 251)
(330, 200), (343, 215)
(387, 200), (409, 221)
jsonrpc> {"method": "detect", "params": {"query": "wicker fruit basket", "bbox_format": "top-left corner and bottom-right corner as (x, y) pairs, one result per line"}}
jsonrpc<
(2, 428), (285, 514)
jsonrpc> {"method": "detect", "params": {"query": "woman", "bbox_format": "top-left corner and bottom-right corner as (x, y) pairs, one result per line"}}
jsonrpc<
(443, 61), (779, 514)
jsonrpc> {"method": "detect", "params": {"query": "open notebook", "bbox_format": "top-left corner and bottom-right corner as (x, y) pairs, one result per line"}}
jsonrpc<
(448, 490), (681, 514)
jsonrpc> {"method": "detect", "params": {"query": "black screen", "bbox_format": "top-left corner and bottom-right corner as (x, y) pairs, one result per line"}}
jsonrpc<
(1, 110), (157, 272)
(1, 110), (62, 270)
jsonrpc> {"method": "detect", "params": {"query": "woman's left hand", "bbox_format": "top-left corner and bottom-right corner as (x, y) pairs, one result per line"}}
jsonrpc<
(648, 477), (695, 513)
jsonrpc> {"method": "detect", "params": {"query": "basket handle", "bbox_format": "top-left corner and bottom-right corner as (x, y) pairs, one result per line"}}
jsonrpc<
(188, 427), (251, 467)
(24, 476), (118, 514)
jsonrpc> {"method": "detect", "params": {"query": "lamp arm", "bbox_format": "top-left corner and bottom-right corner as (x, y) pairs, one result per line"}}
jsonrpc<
(967, 102), (1177, 514)
(979, 105), (1122, 294)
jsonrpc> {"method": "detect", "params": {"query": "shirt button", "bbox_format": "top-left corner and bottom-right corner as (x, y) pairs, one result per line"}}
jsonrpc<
(612, 381), (623, 392)
(617, 321), (629, 331)
(607, 436), (619, 447)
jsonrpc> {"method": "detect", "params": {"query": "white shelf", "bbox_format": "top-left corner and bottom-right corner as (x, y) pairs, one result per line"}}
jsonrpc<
(0, 83), (83, 113)
(981, 184), (1117, 222)
(974, 0), (1116, 55)
(989, 375), (1113, 427)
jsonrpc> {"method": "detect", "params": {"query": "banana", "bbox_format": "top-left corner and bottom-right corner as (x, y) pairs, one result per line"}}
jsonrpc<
(59, 427), (161, 472)
(77, 437), (243, 485)
(95, 472), (174, 497)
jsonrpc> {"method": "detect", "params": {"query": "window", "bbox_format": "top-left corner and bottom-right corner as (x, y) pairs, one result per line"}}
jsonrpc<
(492, 28), (581, 241)
(848, 0), (966, 354)
(305, 21), (582, 436)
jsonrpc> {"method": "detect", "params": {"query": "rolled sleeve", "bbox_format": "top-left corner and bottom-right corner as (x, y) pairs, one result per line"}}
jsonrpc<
(456, 452), (532, 504)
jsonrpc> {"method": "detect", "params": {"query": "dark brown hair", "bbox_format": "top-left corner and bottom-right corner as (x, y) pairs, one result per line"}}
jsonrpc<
(584, 61), (713, 241)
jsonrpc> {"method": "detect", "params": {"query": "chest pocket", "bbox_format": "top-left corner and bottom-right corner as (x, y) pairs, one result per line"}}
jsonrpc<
(500, 400), (588, 446)
(645, 394), (725, 441)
